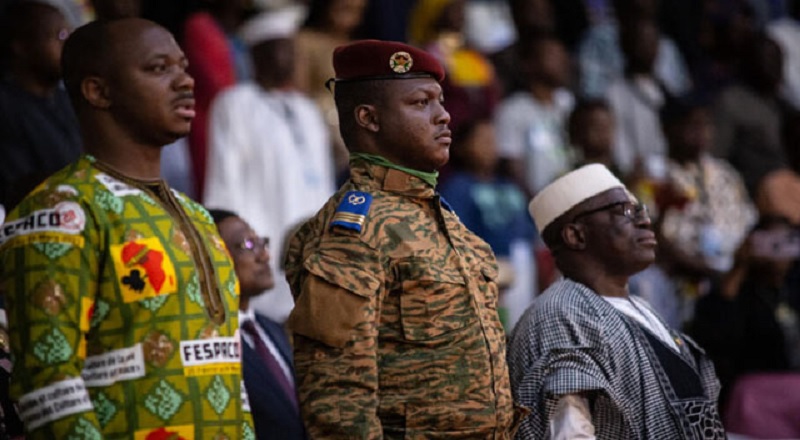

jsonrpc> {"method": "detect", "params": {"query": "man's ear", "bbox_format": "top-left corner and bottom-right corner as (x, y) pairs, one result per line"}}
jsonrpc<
(81, 76), (111, 109)
(355, 104), (379, 133)
(562, 223), (587, 250)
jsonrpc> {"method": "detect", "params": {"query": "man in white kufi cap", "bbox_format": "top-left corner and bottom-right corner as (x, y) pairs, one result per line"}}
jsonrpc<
(204, 4), (335, 325)
(508, 164), (726, 439)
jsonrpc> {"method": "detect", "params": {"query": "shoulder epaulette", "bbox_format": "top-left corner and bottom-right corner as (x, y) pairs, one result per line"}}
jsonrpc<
(330, 191), (372, 233)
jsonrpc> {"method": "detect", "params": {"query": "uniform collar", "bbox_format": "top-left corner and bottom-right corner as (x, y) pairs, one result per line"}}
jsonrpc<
(350, 160), (437, 199)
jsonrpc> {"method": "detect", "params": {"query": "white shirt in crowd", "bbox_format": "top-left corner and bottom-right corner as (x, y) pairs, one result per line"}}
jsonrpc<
(205, 83), (335, 323)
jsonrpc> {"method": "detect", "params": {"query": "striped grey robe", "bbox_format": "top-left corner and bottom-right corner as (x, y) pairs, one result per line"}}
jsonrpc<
(508, 278), (726, 439)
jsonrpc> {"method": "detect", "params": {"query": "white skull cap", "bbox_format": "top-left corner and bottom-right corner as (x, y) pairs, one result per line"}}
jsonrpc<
(239, 5), (305, 47)
(529, 164), (625, 232)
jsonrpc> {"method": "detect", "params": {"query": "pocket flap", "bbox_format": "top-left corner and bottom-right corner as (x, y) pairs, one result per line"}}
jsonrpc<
(303, 252), (381, 298)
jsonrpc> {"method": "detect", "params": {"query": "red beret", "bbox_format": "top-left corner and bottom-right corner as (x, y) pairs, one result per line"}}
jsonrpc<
(332, 40), (445, 83)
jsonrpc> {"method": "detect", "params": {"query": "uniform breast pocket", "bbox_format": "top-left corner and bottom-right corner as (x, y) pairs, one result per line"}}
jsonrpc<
(395, 258), (476, 342)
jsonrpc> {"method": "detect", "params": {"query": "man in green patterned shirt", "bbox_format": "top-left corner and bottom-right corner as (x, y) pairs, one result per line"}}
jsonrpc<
(0, 18), (254, 439)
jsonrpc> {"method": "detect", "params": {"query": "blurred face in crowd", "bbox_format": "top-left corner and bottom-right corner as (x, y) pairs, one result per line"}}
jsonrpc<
(374, 78), (452, 172)
(575, 106), (614, 159)
(621, 19), (659, 74)
(538, 39), (571, 88)
(614, 0), (658, 22)
(217, 216), (274, 298)
(748, 221), (798, 287)
(15, 5), (70, 83)
(252, 37), (295, 89)
(667, 107), (713, 163)
(437, 0), (466, 34)
(510, 0), (554, 34)
(749, 37), (784, 94)
(460, 121), (498, 177)
(105, 20), (195, 146)
(327, 0), (366, 35)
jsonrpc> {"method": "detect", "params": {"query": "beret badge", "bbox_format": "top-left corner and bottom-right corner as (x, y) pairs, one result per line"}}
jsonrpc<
(389, 51), (413, 74)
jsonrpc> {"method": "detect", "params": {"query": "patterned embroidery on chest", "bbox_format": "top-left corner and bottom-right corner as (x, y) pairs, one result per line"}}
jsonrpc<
(32, 327), (72, 364)
(143, 379), (186, 421)
(111, 237), (178, 303)
(34, 279), (68, 315)
(92, 392), (118, 428)
(185, 273), (205, 307)
(171, 228), (191, 255)
(143, 330), (176, 368)
(94, 190), (125, 214)
(205, 375), (232, 415)
(66, 417), (103, 440)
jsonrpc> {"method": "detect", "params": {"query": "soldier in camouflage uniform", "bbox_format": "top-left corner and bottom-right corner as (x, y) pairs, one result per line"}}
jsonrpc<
(284, 40), (521, 439)
(0, 19), (254, 439)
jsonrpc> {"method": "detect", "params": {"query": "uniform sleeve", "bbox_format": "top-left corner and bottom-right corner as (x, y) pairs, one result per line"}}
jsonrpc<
(286, 238), (384, 439)
(0, 199), (102, 438)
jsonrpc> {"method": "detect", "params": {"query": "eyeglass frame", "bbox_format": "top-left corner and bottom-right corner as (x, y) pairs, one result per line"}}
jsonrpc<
(235, 236), (270, 253)
(570, 201), (649, 223)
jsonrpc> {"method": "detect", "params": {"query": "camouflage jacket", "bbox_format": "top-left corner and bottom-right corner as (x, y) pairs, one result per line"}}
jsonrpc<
(0, 156), (253, 439)
(284, 161), (518, 439)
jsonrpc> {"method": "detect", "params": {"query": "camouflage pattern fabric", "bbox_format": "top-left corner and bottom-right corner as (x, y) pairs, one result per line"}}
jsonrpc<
(285, 161), (520, 439)
(0, 156), (254, 439)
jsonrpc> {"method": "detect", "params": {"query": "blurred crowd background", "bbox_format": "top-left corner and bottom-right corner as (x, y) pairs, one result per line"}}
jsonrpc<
(2, 0), (800, 437)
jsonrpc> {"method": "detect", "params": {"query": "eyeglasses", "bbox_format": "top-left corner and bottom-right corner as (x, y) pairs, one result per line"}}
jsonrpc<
(236, 236), (270, 253)
(571, 201), (649, 223)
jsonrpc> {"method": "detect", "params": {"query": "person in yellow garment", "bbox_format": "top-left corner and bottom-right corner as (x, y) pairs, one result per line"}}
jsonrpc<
(284, 40), (523, 438)
(0, 18), (254, 439)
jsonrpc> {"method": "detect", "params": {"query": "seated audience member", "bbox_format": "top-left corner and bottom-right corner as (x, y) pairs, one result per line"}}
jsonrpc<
(494, 33), (574, 196)
(658, 97), (757, 279)
(630, 98), (757, 329)
(578, 0), (690, 99)
(210, 209), (305, 440)
(508, 164), (725, 439)
(692, 216), (800, 400)
(714, 33), (800, 224)
(567, 99), (620, 176)
(205, 6), (335, 323)
(606, 16), (670, 178)
(490, 0), (556, 97)
(0, 1), (81, 210)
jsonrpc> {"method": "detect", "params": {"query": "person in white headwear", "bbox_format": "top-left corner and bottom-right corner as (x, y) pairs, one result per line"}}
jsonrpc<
(507, 164), (726, 439)
(204, 5), (335, 323)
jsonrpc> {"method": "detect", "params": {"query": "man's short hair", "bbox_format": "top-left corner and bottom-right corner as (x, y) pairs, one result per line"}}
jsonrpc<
(333, 79), (389, 146)
(61, 19), (115, 108)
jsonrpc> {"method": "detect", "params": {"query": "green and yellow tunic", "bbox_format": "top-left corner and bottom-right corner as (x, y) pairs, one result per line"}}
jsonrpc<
(0, 156), (253, 439)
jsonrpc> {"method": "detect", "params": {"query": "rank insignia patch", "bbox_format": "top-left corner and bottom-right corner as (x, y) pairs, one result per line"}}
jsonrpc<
(111, 237), (177, 303)
(331, 191), (372, 233)
(389, 51), (413, 73)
